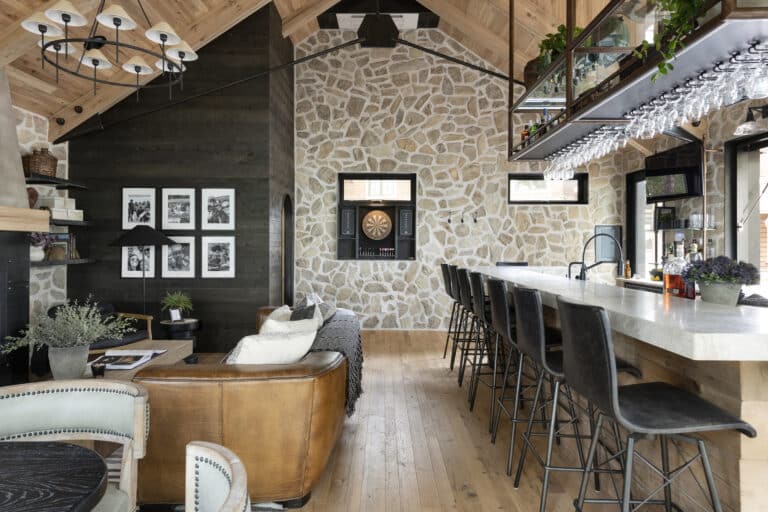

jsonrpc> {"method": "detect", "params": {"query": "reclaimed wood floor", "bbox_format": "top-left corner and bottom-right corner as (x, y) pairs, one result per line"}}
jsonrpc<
(300, 330), (614, 512)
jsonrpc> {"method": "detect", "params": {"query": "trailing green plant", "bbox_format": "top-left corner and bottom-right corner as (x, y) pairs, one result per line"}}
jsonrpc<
(633, 0), (707, 80)
(538, 24), (584, 65)
(1, 298), (135, 354)
(161, 290), (194, 315)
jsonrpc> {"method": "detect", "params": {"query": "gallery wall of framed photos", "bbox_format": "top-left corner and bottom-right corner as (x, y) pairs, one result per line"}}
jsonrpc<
(120, 187), (236, 279)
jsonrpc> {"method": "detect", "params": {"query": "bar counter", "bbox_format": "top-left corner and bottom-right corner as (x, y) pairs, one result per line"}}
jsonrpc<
(475, 266), (768, 511)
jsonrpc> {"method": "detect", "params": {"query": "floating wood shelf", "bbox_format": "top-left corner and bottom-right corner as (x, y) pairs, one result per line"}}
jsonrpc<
(25, 173), (87, 190)
(31, 258), (93, 267)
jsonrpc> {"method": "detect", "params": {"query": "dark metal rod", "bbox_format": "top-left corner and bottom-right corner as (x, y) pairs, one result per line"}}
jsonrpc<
(56, 38), (364, 143)
(396, 38), (510, 81)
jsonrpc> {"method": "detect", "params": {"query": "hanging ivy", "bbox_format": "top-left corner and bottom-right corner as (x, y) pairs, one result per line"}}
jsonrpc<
(633, 0), (707, 81)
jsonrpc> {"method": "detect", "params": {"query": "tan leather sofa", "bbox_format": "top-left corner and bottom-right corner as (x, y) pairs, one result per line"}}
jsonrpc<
(133, 351), (347, 507)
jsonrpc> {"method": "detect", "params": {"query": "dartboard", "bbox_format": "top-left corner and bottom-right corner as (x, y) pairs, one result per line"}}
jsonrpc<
(362, 210), (392, 240)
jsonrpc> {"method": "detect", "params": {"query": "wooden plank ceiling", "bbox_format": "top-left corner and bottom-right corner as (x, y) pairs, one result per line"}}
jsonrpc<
(0, 0), (608, 140)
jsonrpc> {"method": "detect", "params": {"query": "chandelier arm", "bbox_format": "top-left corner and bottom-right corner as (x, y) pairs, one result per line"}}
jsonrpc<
(395, 38), (512, 82)
(56, 38), (365, 143)
(43, 37), (183, 88)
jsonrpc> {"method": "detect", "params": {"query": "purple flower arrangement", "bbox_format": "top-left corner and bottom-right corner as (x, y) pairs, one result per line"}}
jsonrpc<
(29, 233), (52, 248)
(682, 256), (760, 285)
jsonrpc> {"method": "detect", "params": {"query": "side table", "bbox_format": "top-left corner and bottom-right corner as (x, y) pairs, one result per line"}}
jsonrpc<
(160, 318), (200, 349)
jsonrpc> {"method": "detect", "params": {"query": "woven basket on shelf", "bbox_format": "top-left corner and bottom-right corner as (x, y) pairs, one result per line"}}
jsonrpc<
(24, 148), (58, 177)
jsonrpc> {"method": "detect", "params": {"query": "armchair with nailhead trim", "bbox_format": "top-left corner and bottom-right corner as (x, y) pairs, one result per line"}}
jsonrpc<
(0, 380), (149, 511)
(186, 441), (250, 512)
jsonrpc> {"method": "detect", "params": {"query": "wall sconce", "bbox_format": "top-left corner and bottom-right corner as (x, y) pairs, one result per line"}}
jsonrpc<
(447, 211), (452, 224)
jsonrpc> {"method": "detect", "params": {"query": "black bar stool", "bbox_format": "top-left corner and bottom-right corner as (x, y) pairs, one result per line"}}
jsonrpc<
(440, 263), (459, 359)
(509, 287), (586, 512)
(447, 265), (467, 371)
(557, 296), (757, 512)
(455, 268), (479, 387)
(466, 272), (501, 417)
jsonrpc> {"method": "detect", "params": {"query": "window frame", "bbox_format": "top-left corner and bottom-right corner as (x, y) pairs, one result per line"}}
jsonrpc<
(507, 173), (589, 205)
(338, 173), (417, 205)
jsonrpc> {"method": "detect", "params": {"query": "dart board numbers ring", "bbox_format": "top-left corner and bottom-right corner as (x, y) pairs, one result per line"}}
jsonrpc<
(362, 210), (393, 240)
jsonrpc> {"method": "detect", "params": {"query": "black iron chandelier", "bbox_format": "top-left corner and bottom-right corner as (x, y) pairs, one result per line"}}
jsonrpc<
(21, 0), (196, 98)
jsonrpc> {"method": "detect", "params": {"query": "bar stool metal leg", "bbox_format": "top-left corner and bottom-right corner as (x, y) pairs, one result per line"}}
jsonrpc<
(449, 307), (467, 371)
(575, 413), (605, 512)
(698, 439), (724, 512)
(660, 435), (673, 512)
(539, 379), (561, 512)
(443, 301), (458, 358)
(489, 331), (500, 433)
(621, 436), (636, 512)
(513, 368), (545, 486)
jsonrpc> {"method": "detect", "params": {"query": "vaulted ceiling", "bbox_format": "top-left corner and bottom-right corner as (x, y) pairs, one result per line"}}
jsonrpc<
(0, 0), (608, 141)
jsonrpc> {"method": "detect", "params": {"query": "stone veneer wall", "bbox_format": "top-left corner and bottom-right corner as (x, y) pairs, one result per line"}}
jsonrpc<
(294, 30), (645, 329)
(15, 107), (69, 320)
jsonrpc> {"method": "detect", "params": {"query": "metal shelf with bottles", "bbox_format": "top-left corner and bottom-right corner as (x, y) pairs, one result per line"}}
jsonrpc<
(652, 203), (719, 268)
(507, 0), (767, 162)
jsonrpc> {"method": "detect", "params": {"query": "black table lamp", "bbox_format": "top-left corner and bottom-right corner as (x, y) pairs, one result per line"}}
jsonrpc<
(110, 225), (175, 314)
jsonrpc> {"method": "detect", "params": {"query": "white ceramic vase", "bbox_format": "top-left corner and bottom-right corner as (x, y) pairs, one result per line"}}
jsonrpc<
(30, 245), (45, 262)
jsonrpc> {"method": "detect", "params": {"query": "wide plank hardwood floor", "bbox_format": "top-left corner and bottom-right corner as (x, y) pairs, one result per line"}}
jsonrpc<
(297, 330), (614, 512)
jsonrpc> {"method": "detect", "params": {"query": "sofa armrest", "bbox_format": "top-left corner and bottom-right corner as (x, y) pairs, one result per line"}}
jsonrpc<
(134, 351), (343, 381)
(118, 312), (154, 340)
(256, 306), (278, 333)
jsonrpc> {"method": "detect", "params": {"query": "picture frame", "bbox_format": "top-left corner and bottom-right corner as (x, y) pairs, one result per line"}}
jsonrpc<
(161, 236), (195, 278)
(122, 188), (155, 230)
(201, 188), (235, 230)
(121, 246), (155, 278)
(201, 236), (235, 278)
(162, 188), (195, 230)
(654, 206), (676, 231)
(169, 309), (182, 322)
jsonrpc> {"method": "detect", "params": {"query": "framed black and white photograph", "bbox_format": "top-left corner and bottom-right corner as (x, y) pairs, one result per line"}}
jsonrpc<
(201, 236), (235, 278)
(122, 188), (155, 229)
(121, 246), (155, 278)
(201, 188), (235, 230)
(162, 188), (195, 230)
(162, 236), (195, 278)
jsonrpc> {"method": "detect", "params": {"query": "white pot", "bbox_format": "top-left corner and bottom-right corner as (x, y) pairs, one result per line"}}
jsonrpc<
(48, 345), (89, 379)
(30, 245), (45, 262)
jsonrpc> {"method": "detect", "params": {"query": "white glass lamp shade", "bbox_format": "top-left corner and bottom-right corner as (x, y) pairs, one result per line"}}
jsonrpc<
(21, 12), (63, 36)
(155, 58), (185, 73)
(38, 39), (77, 55)
(96, 5), (137, 30)
(45, 0), (89, 27)
(166, 40), (198, 61)
(122, 56), (153, 75)
(81, 49), (112, 69)
(145, 22), (181, 45)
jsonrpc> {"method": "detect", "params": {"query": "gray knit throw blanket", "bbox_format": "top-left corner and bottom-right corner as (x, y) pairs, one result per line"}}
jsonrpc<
(310, 308), (363, 416)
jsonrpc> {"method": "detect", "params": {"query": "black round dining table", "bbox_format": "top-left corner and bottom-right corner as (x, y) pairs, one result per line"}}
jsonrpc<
(0, 442), (107, 512)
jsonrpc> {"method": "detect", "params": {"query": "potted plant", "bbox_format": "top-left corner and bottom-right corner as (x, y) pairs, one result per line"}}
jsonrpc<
(633, 0), (707, 80)
(29, 232), (50, 262)
(525, 25), (584, 89)
(1, 299), (135, 379)
(161, 291), (193, 321)
(682, 256), (760, 306)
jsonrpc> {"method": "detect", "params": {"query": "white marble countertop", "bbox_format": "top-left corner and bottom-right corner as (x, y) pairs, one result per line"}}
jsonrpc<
(476, 266), (768, 362)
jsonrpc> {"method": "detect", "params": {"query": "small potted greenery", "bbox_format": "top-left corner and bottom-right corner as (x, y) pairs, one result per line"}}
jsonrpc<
(682, 256), (760, 306)
(633, 0), (707, 80)
(1, 299), (135, 379)
(161, 291), (194, 321)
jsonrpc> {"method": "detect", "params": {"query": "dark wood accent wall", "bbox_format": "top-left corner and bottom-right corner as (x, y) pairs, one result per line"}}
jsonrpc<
(68, 5), (294, 353)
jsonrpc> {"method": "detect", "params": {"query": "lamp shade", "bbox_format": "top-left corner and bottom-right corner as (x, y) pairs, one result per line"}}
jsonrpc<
(166, 40), (198, 62)
(145, 22), (181, 45)
(45, 0), (88, 27)
(155, 58), (185, 73)
(96, 4), (137, 30)
(122, 55), (153, 75)
(21, 12), (64, 36)
(81, 49), (112, 69)
(110, 225), (176, 247)
(38, 39), (77, 55)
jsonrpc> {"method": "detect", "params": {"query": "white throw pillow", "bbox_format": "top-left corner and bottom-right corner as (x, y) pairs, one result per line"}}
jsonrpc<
(260, 316), (317, 335)
(267, 305), (292, 322)
(226, 330), (315, 365)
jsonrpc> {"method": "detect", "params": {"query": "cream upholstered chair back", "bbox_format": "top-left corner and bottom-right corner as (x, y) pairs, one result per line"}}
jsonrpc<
(0, 379), (149, 511)
(186, 441), (250, 512)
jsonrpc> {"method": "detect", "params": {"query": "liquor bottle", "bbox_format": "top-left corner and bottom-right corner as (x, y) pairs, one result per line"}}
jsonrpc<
(521, 125), (530, 143)
(706, 238), (715, 260)
(663, 243), (688, 299)
(624, 259), (632, 279)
